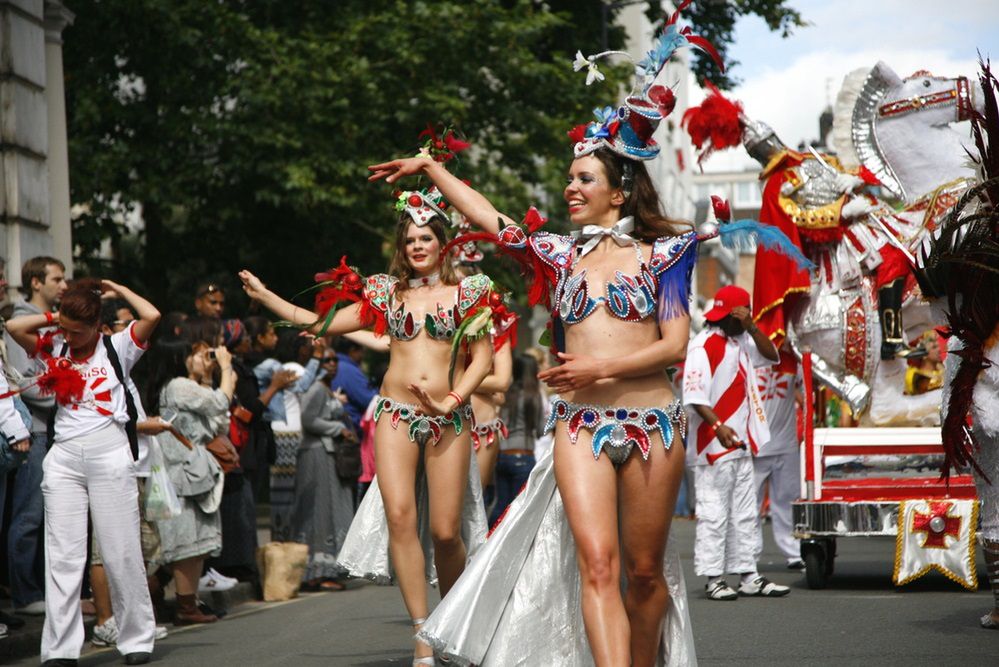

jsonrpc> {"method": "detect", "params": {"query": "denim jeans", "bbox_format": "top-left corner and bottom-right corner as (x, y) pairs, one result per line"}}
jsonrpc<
(489, 452), (536, 526)
(8, 432), (47, 607)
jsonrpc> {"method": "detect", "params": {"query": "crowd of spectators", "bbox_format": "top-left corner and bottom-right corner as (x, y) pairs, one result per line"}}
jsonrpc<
(0, 264), (382, 660)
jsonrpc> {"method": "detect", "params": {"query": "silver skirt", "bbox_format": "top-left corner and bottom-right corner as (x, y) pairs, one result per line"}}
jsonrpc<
(418, 449), (697, 666)
(337, 450), (487, 585)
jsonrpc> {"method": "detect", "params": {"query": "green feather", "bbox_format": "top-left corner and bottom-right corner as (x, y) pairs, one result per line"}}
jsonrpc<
(448, 306), (493, 387)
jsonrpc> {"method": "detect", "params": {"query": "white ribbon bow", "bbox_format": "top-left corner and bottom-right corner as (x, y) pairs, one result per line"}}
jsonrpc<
(571, 217), (638, 257)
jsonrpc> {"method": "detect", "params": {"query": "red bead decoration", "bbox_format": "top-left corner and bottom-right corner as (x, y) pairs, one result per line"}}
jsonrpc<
(407, 194), (423, 207)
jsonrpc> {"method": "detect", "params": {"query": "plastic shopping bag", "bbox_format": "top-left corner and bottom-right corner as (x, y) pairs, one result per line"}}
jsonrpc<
(144, 436), (183, 521)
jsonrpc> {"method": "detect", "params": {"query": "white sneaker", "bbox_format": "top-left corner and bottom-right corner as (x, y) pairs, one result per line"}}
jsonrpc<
(738, 576), (790, 597)
(155, 624), (169, 640)
(705, 579), (738, 601)
(91, 616), (119, 647)
(14, 601), (46, 615)
(198, 568), (237, 593)
(0, 622), (8, 639)
(208, 568), (238, 586)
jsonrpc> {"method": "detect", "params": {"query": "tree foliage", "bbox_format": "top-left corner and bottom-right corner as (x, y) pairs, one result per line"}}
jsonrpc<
(64, 0), (801, 313)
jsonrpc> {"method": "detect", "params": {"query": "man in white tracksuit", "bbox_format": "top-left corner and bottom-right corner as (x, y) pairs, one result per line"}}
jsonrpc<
(753, 346), (804, 569)
(683, 285), (790, 601)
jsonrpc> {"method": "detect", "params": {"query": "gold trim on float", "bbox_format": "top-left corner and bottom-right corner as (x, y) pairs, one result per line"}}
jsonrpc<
(892, 499), (979, 590)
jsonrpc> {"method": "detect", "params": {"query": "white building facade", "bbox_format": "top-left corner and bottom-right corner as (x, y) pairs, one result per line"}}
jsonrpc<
(0, 0), (74, 293)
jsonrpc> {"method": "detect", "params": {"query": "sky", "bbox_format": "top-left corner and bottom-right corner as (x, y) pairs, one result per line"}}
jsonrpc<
(694, 0), (999, 171)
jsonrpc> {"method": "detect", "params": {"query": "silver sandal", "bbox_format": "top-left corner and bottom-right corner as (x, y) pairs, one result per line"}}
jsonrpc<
(412, 617), (436, 666)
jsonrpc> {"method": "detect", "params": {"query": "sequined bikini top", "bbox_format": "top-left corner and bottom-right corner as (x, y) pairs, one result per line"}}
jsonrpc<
(362, 273), (492, 342)
(527, 231), (698, 324)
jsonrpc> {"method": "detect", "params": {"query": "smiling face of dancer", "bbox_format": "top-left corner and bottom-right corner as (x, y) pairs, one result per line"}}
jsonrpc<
(388, 216), (459, 288)
(564, 154), (626, 228)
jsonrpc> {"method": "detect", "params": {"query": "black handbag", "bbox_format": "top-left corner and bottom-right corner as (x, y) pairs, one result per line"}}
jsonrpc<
(332, 437), (361, 480)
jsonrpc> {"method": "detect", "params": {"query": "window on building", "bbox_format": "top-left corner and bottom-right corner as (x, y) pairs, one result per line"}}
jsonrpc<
(694, 183), (713, 202)
(735, 180), (761, 207)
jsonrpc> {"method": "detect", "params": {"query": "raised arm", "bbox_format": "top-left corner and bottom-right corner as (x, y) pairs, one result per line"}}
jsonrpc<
(239, 270), (365, 336)
(103, 280), (160, 345)
(5, 313), (47, 356)
(368, 158), (516, 235)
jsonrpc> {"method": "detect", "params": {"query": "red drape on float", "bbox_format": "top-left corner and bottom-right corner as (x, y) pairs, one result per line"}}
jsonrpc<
(752, 167), (811, 347)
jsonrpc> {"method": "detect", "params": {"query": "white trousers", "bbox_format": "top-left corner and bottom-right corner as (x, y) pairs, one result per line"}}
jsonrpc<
(753, 451), (801, 562)
(41, 422), (155, 661)
(693, 456), (760, 577)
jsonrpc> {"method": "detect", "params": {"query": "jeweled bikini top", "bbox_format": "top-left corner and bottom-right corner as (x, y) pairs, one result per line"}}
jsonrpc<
(528, 228), (697, 324)
(362, 273), (492, 342)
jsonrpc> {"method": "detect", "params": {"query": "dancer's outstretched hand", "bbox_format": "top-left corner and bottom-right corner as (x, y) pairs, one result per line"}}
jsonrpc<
(538, 352), (604, 393)
(408, 383), (451, 416)
(238, 270), (268, 301)
(368, 157), (433, 184)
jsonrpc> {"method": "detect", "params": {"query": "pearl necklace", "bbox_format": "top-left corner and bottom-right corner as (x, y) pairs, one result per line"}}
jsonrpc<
(407, 273), (440, 288)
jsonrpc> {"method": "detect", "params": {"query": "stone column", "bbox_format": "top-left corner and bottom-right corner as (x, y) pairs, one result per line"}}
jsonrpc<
(0, 0), (50, 299)
(44, 0), (74, 275)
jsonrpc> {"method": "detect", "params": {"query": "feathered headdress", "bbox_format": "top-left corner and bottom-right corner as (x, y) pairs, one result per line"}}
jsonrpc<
(397, 125), (470, 227)
(569, 0), (724, 161)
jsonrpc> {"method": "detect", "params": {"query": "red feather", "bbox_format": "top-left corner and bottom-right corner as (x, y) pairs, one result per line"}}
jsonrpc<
(567, 124), (588, 144)
(681, 81), (744, 163)
(444, 133), (471, 155)
(36, 358), (86, 405)
(665, 0), (692, 26)
(682, 33), (726, 73)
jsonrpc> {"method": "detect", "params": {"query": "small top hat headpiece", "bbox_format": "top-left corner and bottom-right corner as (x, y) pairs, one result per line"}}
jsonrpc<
(569, 0), (723, 162)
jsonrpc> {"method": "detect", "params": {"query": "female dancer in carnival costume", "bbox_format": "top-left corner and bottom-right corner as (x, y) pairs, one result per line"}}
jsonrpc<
(368, 8), (809, 666)
(239, 133), (506, 665)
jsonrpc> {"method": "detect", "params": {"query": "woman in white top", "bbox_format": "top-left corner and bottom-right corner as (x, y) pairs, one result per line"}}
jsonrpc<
(7, 278), (160, 666)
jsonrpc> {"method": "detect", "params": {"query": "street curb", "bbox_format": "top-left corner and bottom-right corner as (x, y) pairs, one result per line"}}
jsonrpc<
(0, 582), (257, 662)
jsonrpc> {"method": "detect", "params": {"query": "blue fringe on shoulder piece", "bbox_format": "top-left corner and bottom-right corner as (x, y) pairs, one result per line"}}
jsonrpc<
(715, 219), (814, 271)
(656, 236), (699, 323)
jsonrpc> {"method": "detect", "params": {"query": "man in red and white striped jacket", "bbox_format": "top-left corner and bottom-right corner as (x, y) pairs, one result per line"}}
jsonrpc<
(683, 285), (789, 601)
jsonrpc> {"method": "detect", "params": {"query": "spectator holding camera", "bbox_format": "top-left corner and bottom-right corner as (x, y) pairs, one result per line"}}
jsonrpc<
(144, 319), (232, 625)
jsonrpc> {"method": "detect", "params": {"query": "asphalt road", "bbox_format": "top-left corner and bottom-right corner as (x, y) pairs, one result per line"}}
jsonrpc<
(9, 519), (995, 666)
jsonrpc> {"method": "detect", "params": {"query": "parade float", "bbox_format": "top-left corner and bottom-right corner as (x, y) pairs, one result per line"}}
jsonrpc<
(684, 61), (989, 589)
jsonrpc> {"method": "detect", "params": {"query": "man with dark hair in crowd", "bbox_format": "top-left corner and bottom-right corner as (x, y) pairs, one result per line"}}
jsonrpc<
(193, 283), (225, 319)
(328, 338), (375, 433)
(3, 256), (67, 617)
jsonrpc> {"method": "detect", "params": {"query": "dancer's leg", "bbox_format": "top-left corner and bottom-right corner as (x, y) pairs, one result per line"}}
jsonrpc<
(424, 428), (471, 597)
(373, 420), (428, 658)
(553, 427), (627, 667)
(619, 432), (684, 667)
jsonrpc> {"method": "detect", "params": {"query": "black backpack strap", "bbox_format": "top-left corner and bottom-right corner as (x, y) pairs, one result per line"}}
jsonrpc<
(46, 343), (68, 451)
(103, 335), (139, 461)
